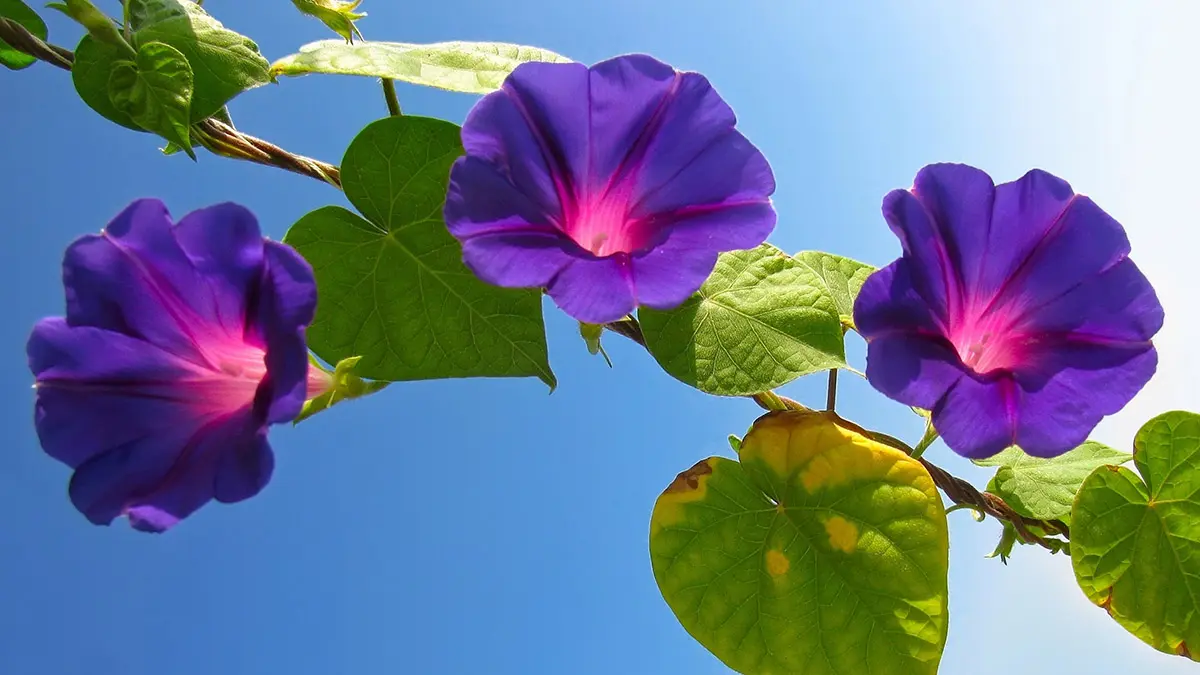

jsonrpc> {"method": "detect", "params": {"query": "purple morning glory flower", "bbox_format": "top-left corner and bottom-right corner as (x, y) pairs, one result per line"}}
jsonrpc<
(28, 199), (329, 532)
(854, 164), (1163, 459)
(444, 54), (777, 324)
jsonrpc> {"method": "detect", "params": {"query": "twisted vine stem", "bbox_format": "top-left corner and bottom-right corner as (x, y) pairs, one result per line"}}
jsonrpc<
(0, 18), (341, 187)
(2, 17), (1068, 553)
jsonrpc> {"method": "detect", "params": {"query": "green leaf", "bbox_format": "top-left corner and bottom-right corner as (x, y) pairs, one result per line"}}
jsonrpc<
(974, 442), (1131, 523)
(72, 2), (267, 132)
(108, 41), (195, 158)
(126, 0), (270, 120)
(290, 0), (365, 43)
(0, 0), (46, 70)
(651, 411), (948, 674)
(283, 116), (555, 387)
(73, 35), (143, 130)
(793, 250), (876, 331)
(270, 39), (572, 94)
(639, 244), (847, 397)
(1071, 411), (1200, 660)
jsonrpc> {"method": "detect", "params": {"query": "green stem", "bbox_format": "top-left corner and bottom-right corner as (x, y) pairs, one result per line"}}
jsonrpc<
(910, 420), (939, 459)
(382, 79), (402, 116)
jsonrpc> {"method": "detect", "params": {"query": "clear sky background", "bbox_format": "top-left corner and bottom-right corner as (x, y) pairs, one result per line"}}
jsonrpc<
(1, 1), (1197, 674)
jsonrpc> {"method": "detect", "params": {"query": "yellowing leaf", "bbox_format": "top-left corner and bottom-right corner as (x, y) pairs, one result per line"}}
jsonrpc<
(650, 411), (949, 674)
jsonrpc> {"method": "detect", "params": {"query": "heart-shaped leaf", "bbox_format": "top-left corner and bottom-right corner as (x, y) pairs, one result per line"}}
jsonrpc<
(793, 250), (876, 331)
(640, 244), (847, 396)
(651, 411), (949, 674)
(283, 116), (555, 387)
(1071, 411), (1200, 660)
(108, 41), (195, 157)
(975, 442), (1131, 523)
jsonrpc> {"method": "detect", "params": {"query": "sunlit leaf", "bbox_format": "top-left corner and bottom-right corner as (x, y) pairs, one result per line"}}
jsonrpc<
(72, 0), (269, 132)
(793, 250), (876, 331)
(284, 116), (555, 387)
(127, 0), (270, 120)
(270, 39), (571, 94)
(0, 0), (46, 70)
(651, 411), (949, 674)
(975, 442), (1131, 523)
(108, 41), (195, 158)
(1071, 410), (1200, 661)
(639, 244), (847, 396)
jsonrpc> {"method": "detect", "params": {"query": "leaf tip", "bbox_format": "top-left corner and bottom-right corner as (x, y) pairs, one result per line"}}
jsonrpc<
(1176, 641), (1193, 660)
(663, 459), (714, 496)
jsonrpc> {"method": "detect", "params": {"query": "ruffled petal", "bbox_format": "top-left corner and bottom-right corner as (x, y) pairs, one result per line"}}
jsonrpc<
(445, 155), (566, 239)
(907, 163), (996, 311)
(583, 54), (684, 192)
(880, 188), (954, 322)
(975, 169), (1075, 302)
(997, 196), (1136, 325)
(866, 335), (965, 412)
(855, 262), (966, 409)
(1012, 340), (1158, 457)
(28, 319), (200, 469)
(854, 260), (945, 337)
(460, 61), (586, 219)
(1020, 258), (1164, 341)
(629, 202), (774, 309)
(460, 231), (578, 289)
(62, 199), (216, 365)
(213, 434), (275, 504)
(69, 412), (269, 533)
(66, 414), (214, 528)
(253, 241), (318, 425)
(173, 202), (267, 340)
(931, 373), (1019, 459)
(546, 257), (636, 324)
(629, 82), (774, 218)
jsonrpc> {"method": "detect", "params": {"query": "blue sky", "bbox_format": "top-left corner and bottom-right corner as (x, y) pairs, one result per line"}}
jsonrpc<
(1, 2), (1196, 673)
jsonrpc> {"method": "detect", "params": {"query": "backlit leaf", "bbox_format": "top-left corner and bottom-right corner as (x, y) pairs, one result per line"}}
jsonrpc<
(651, 411), (948, 674)
(269, 39), (571, 94)
(284, 116), (555, 387)
(640, 244), (847, 396)
(127, 0), (270, 120)
(975, 442), (1131, 523)
(1071, 411), (1200, 660)
(108, 41), (195, 157)
(793, 250), (876, 331)
(72, 0), (269, 131)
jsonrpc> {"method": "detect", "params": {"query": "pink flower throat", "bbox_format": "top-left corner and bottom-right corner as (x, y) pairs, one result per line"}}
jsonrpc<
(563, 189), (653, 257)
(197, 341), (332, 415)
(947, 306), (1031, 375)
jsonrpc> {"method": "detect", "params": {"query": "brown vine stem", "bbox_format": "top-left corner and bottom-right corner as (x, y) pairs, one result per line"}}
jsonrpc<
(0, 18), (342, 188)
(602, 315), (1070, 550)
(4, 16), (1069, 553)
